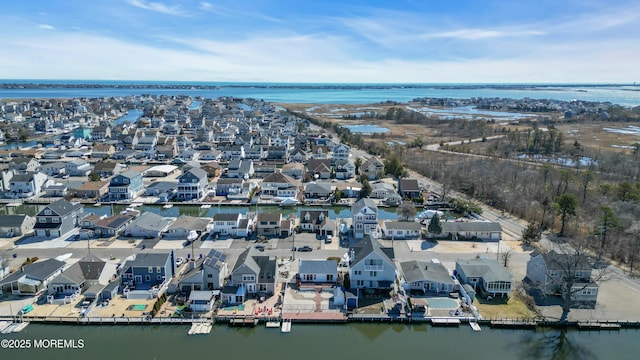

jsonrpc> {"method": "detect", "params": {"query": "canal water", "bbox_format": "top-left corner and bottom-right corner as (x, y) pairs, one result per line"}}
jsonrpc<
(1, 323), (637, 360)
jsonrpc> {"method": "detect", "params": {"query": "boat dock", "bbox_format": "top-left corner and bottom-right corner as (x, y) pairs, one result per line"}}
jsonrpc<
(281, 319), (292, 333)
(1, 321), (29, 334)
(266, 320), (281, 328)
(188, 321), (213, 335)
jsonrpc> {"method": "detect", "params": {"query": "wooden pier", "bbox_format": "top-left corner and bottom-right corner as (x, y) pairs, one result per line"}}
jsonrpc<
(281, 319), (292, 333)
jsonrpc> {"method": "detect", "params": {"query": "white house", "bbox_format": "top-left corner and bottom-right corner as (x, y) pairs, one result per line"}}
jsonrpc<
(352, 198), (378, 239)
(349, 235), (396, 289)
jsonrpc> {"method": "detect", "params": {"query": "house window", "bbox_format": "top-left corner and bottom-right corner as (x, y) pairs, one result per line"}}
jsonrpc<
(148, 267), (153, 273)
(207, 274), (213, 278)
(242, 274), (255, 282)
(45, 210), (52, 215)
(327, 274), (334, 282)
(157, 275), (163, 280)
(156, 267), (162, 273)
(145, 275), (150, 281)
(38, 218), (46, 223)
(354, 270), (362, 276)
(356, 280), (364, 287)
(52, 218), (60, 223)
(369, 271), (377, 277)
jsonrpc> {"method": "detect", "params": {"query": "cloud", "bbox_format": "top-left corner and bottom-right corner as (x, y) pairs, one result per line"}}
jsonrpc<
(37, 24), (55, 30)
(422, 29), (545, 40)
(126, 0), (187, 16)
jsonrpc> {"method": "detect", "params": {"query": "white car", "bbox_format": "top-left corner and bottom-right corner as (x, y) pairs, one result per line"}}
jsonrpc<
(175, 257), (185, 267)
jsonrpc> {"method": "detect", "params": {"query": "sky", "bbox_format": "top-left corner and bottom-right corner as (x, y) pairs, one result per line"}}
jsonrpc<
(0, 0), (639, 83)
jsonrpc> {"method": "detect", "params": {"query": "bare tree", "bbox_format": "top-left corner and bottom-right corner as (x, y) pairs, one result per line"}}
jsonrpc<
(534, 239), (607, 323)
(500, 247), (514, 267)
(397, 201), (417, 221)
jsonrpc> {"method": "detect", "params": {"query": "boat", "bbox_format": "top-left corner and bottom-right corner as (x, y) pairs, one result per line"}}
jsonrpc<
(278, 198), (299, 207)
(163, 204), (173, 209)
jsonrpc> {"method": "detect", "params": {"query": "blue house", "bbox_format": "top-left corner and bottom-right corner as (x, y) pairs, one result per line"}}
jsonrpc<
(121, 253), (173, 291)
(107, 170), (143, 201)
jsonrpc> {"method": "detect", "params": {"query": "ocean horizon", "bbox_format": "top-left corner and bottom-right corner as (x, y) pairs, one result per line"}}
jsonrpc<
(1, 80), (639, 105)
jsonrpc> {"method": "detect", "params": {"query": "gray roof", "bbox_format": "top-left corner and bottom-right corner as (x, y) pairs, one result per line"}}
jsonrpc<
(442, 221), (502, 233)
(128, 212), (173, 231)
(351, 235), (394, 266)
(40, 199), (83, 217)
(0, 214), (29, 228)
(0, 258), (65, 284)
(54, 256), (107, 285)
(384, 221), (422, 231)
(299, 260), (337, 274)
(541, 250), (592, 271)
(167, 215), (211, 231)
(232, 248), (276, 279)
(212, 213), (241, 222)
(189, 290), (215, 301)
(456, 258), (512, 283)
(118, 170), (141, 179)
(352, 198), (378, 215)
(181, 168), (208, 180)
(401, 260), (454, 285)
(125, 253), (170, 268)
(203, 249), (227, 271)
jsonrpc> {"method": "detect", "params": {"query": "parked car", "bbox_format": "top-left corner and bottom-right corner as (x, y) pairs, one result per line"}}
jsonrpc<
(297, 245), (313, 252)
(326, 235), (333, 243)
(175, 257), (185, 267)
(255, 244), (266, 252)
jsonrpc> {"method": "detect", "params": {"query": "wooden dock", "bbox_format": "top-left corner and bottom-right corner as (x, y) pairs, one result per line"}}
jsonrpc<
(577, 321), (622, 330)
(1, 322), (29, 334)
(490, 320), (537, 329)
(281, 319), (292, 333)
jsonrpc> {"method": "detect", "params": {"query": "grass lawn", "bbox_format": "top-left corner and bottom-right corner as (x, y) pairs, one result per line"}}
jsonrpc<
(475, 295), (535, 320)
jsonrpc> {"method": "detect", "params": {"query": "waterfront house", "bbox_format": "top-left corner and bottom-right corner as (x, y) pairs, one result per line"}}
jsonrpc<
(120, 253), (173, 296)
(361, 157), (385, 180)
(349, 235), (396, 289)
(352, 198), (378, 239)
(400, 259), (455, 294)
(380, 221), (422, 240)
(74, 180), (109, 199)
(215, 178), (244, 196)
(48, 255), (118, 301)
(43, 183), (68, 198)
(124, 212), (173, 238)
(163, 215), (212, 239)
(0, 214), (35, 237)
(398, 179), (421, 200)
(65, 159), (93, 177)
(211, 213), (254, 238)
(256, 213), (283, 237)
(298, 210), (330, 234)
(0, 258), (65, 296)
(178, 249), (228, 292)
(33, 199), (83, 238)
(261, 172), (300, 199)
(455, 258), (513, 298)
(304, 182), (332, 200)
(371, 182), (396, 199)
(107, 170), (143, 201)
(298, 260), (338, 285)
(7, 171), (48, 198)
(526, 250), (599, 305)
(176, 168), (208, 201)
(223, 247), (276, 304)
(94, 214), (135, 238)
(441, 222), (502, 241)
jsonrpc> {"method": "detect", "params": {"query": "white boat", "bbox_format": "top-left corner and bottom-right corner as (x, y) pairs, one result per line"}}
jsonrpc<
(281, 319), (292, 333)
(278, 198), (299, 207)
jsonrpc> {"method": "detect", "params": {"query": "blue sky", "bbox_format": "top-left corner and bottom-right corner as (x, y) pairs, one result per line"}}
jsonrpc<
(0, 0), (638, 83)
